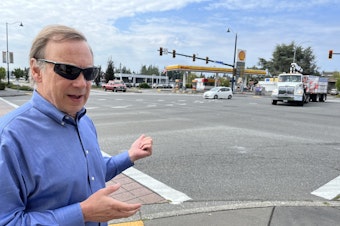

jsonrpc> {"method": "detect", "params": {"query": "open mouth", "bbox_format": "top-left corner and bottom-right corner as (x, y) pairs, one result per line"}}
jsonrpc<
(68, 95), (82, 100)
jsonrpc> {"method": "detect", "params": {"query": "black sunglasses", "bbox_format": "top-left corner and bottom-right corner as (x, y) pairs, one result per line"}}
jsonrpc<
(37, 59), (99, 81)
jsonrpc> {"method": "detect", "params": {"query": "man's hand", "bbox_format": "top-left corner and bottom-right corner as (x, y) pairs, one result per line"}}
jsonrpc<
(80, 184), (141, 222)
(128, 134), (153, 162)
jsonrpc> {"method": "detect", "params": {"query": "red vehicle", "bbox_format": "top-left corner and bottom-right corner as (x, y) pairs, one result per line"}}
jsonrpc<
(102, 80), (127, 92)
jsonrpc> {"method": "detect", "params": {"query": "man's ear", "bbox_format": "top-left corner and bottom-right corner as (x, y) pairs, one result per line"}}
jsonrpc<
(30, 58), (42, 82)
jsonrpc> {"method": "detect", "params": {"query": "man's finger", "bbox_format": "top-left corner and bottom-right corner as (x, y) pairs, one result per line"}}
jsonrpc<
(102, 184), (121, 196)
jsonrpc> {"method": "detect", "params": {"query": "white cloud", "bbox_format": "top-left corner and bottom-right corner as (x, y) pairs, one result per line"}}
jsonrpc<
(0, 0), (339, 73)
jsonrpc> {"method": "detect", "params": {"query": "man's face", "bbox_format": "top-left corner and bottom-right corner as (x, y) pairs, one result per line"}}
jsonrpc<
(33, 40), (93, 117)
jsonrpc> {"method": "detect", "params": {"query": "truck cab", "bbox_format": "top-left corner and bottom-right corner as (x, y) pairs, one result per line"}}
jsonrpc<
(271, 73), (305, 105)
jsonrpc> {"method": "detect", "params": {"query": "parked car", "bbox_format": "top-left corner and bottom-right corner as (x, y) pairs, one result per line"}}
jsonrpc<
(152, 83), (164, 88)
(203, 87), (233, 99)
(152, 83), (173, 89)
(125, 83), (132, 88)
(164, 83), (174, 88)
(330, 88), (339, 95)
(102, 80), (127, 92)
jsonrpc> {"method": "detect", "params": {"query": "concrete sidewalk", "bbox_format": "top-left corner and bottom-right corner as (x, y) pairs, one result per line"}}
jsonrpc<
(107, 199), (340, 226)
(1, 88), (340, 226)
(129, 201), (340, 226)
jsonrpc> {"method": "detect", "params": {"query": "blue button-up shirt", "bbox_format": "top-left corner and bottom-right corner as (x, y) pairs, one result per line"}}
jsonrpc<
(0, 91), (134, 226)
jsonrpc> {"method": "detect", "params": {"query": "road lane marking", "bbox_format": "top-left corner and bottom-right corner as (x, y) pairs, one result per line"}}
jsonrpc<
(101, 151), (191, 204)
(311, 175), (340, 200)
(123, 167), (192, 204)
(85, 107), (98, 110)
(111, 105), (131, 109)
(0, 97), (19, 108)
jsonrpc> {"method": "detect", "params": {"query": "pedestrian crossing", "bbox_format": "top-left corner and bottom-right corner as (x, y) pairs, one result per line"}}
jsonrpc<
(311, 175), (340, 201)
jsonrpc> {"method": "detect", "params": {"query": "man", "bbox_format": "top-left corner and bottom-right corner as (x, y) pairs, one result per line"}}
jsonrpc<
(0, 25), (153, 225)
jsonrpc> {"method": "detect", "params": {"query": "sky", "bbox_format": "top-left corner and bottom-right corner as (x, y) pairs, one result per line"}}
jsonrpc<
(1, 0), (340, 75)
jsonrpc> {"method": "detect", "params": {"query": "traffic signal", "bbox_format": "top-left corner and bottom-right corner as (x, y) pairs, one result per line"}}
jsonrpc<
(328, 50), (333, 59)
(172, 50), (176, 58)
(206, 57), (209, 64)
(193, 54), (196, 61)
(159, 47), (163, 56)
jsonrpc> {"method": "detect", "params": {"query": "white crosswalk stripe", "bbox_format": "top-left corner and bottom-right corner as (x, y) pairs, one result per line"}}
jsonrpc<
(311, 175), (340, 200)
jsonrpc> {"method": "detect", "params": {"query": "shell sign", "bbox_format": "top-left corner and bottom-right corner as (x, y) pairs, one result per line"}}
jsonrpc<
(237, 49), (246, 62)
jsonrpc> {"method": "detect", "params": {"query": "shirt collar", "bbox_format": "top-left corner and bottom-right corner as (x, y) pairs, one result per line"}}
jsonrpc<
(31, 90), (87, 125)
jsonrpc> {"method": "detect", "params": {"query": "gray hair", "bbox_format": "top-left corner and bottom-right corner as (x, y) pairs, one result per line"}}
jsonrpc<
(29, 24), (92, 60)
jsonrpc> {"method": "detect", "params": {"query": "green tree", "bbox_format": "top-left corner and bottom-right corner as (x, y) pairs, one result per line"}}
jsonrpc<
(94, 66), (102, 86)
(220, 77), (230, 87)
(167, 70), (183, 81)
(114, 65), (132, 74)
(187, 72), (198, 85)
(13, 68), (25, 80)
(0, 67), (6, 82)
(24, 68), (30, 81)
(121, 66), (131, 74)
(140, 65), (160, 75)
(258, 42), (319, 76)
(140, 65), (147, 75)
(105, 58), (115, 82)
(332, 71), (340, 79)
(336, 78), (340, 91)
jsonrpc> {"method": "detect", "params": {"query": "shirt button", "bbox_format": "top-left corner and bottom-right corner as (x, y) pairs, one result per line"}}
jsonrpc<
(61, 121), (65, 126)
(86, 150), (89, 154)
(91, 177), (95, 181)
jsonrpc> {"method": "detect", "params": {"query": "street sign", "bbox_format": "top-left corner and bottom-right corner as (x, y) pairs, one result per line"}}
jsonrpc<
(236, 61), (245, 77)
(2, 52), (6, 63)
(237, 49), (246, 62)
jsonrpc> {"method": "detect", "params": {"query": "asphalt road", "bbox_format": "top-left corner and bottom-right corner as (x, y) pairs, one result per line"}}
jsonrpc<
(4, 89), (340, 203)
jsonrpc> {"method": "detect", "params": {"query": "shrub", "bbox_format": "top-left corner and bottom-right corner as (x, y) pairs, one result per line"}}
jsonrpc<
(7, 83), (33, 91)
(139, 83), (150, 88)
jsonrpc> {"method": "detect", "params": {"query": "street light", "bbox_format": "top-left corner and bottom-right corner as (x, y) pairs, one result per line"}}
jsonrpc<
(227, 28), (237, 92)
(5, 21), (23, 85)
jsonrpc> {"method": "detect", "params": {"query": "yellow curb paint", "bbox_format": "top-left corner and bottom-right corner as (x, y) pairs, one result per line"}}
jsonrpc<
(109, 221), (144, 226)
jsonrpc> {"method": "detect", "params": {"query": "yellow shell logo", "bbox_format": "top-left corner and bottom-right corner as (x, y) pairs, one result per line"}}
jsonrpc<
(238, 50), (246, 61)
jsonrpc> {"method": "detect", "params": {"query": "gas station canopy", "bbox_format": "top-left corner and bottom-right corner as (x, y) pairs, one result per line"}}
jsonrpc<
(165, 65), (266, 75)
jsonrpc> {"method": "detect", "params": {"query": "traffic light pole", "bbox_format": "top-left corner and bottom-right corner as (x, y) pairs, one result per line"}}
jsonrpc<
(158, 47), (233, 67)
(328, 50), (340, 59)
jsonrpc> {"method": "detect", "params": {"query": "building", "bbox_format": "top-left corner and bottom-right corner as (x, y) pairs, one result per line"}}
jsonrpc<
(110, 73), (169, 87)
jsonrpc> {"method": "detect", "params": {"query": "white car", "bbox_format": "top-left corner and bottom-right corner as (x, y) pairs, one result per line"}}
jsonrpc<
(203, 87), (233, 99)
(330, 88), (338, 95)
(152, 83), (166, 88)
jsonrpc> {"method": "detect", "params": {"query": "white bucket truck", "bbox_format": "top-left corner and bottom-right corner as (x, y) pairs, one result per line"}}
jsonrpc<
(271, 63), (328, 106)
